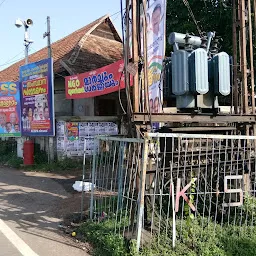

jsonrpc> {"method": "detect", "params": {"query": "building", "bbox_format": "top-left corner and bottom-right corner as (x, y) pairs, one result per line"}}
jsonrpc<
(0, 14), (124, 118)
(0, 15), (126, 159)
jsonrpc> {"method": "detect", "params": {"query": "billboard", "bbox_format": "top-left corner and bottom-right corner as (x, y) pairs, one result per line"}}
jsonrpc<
(0, 82), (21, 137)
(147, 0), (167, 129)
(65, 59), (125, 99)
(19, 58), (55, 136)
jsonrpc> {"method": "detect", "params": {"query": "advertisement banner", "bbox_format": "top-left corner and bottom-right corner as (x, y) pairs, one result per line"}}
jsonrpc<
(19, 58), (55, 136)
(56, 121), (118, 157)
(65, 59), (125, 99)
(0, 82), (21, 137)
(66, 122), (79, 141)
(146, 0), (166, 129)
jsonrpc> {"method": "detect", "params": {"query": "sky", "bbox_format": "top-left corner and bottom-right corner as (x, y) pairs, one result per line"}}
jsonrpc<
(0, 0), (123, 71)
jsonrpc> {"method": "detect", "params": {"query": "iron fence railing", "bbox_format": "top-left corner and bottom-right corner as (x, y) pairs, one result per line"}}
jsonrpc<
(88, 133), (256, 252)
(89, 136), (145, 247)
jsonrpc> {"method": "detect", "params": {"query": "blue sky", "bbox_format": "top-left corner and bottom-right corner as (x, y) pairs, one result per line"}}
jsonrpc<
(0, 0), (122, 71)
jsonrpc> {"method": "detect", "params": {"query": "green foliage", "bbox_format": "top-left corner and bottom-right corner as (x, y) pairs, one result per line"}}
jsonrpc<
(24, 157), (84, 173)
(33, 143), (48, 164)
(0, 139), (22, 168)
(242, 194), (256, 219)
(79, 217), (256, 256)
(0, 140), (85, 173)
(78, 220), (133, 256)
(166, 0), (233, 55)
(7, 155), (23, 168)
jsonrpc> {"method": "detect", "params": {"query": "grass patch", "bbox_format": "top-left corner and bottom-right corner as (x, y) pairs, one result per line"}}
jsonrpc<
(23, 157), (85, 174)
(78, 220), (136, 256)
(77, 218), (256, 256)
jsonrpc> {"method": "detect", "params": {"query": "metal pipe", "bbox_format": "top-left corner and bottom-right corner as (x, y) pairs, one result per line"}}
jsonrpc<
(24, 26), (29, 64)
(80, 140), (87, 221)
(206, 32), (215, 54)
(147, 132), (256, 140)
(168, 32), (202, 47)
(89, 142), (97, 220)
(136, 137), (149, 251)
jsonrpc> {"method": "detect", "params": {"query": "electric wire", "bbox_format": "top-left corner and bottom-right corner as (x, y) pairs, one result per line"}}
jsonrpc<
(182, 0), (203, 36)
(0, 56), (23, 67)
(0, 48), (35, 68)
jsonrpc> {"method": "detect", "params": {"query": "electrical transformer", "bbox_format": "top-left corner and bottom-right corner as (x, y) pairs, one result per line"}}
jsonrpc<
(168, 32), (231, 112)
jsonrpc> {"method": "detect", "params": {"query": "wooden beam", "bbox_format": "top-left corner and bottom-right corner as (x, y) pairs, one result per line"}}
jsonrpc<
(233, 0), (239, 113)
(132, 0), (140, 112)
(240, 0), (249, 114)
(133, 113), (256, 123)
(248, 0), (255, 113)
(55, 116), (119, 122)
(59, 60), (75, 75)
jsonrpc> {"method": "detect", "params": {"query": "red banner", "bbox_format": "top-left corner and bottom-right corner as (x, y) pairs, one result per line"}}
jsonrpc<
(65, 59), (126, 99)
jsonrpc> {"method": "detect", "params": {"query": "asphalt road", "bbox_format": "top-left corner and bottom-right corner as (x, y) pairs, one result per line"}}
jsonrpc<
(0, 231), (21, 256)
(0, 167), (90, 256)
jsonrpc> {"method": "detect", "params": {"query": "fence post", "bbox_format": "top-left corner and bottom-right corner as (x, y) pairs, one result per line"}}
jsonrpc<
(136, 137), (149, 251)
(90, 140), (98, 220)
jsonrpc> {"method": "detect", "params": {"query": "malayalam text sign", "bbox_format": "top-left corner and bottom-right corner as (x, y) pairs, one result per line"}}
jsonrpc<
(0, 82), (21, 137)
(19, 58), (55, 136)
(65, 59), (125, 99)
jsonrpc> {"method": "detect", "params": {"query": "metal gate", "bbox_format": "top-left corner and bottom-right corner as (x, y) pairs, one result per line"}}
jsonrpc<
(89, 136), (146, 248)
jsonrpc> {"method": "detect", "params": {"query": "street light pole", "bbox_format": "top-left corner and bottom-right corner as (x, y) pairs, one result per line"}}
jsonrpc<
(15, 18), (33, 64)
(24, 26), (29, 64)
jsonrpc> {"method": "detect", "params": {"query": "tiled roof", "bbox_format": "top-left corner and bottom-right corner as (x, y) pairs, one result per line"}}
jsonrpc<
(0, 15), (123, 81)
(68, 34), (123, 74)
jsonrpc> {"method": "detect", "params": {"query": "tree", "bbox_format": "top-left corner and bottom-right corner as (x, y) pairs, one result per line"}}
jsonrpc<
(166, 0), (233, 55)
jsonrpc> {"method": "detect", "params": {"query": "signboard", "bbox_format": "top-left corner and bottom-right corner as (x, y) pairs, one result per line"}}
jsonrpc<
(19, 58), (55, 136)
(65, 59), (125, 99)
(56, 121), (118, 157)
(0, 82), (21, 137)
(147, 0), (167, 130)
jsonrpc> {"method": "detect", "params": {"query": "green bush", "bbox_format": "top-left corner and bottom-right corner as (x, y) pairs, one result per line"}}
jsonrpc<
(7, 155), (23, 168)
(33, 143), (48, 164)
(0, 140), (86, 172)
(0, 140), (20, 167)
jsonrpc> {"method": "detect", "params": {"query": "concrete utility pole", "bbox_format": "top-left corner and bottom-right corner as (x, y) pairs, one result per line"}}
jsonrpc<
(44, 16), (52, 58)
(44, 16), (54, 162)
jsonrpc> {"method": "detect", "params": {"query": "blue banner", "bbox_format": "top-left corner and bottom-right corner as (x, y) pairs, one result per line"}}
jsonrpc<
(19, 58), (55, 136)
(0, 82), (21, 137)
